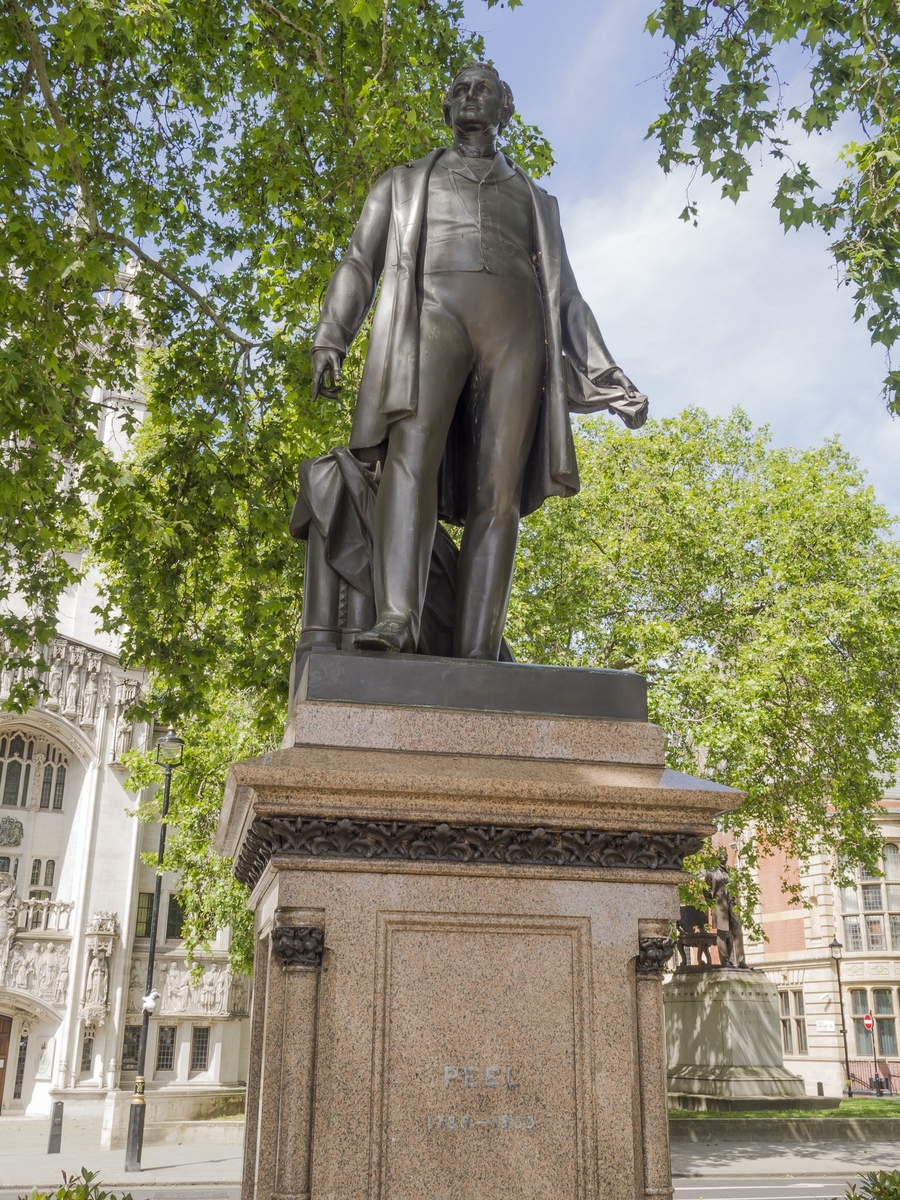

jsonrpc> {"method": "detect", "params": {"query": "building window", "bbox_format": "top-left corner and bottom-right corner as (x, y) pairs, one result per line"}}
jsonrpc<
(34, 743), (68, 810)
(134, 893), (154, 939)
(0, 732), (43, 808)
(155, 1026), (177, 1072)
(80, 1035), (94, 1075)
(841, 848), (900, 951)
(39, 763), (52, 808)
(30, 859), (41, 887)
(190, 1026), (210, 1073)
(166, 895), (184, 941)
(121, 1025), (141, 1072)
(874, 989), (898, 1057)
(2, 760), (21, 806)
(779, 990), (808, 1055)
(53, 765), (65, 809)
(852, 988), (875, 1056)
(0, 856), (9, 873)
(44, 860), (55, 887)
(843, 915), (863, 951)
(29, 889), (50, 928)
(12, 1034), (28, 1099)
(779, 991), (794, 1053)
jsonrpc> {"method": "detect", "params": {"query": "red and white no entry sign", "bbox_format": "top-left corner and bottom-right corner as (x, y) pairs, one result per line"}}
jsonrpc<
(864, 1013), (875, 1031)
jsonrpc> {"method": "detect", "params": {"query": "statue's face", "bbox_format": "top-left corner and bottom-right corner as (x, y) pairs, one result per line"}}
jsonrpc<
(448, 69), (503, 135)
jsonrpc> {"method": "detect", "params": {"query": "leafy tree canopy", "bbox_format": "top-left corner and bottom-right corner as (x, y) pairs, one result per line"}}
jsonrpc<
(0, 0), (551, 701)
(646, 0), (900, 414)
(127, 407), (900, 966)
(1, 0), (550, 967)
(508, 407), (900, 912)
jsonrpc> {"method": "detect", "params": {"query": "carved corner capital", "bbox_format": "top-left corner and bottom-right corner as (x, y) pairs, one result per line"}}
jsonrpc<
(271, 925), (325, 970)
(636, 936), (676, 977)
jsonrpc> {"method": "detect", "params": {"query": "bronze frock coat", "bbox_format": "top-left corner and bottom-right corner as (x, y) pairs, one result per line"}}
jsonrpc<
(313, 148), (647, 524)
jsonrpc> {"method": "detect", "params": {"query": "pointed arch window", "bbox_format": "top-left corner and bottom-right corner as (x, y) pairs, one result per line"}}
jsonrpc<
(0, 730), (42, 808)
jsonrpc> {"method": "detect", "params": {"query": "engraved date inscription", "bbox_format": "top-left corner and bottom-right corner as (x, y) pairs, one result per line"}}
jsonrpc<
(427, 1114), (536, 1131)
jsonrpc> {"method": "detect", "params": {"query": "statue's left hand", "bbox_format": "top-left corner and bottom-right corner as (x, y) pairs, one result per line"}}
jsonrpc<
(604, 366), (641, 398)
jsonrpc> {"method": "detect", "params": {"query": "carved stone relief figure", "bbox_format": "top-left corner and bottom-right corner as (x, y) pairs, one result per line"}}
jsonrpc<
(54, 953), (70, 1004)
(46, 659), (63, 711)
(63, 671), (80, 718)
(127, 958), (144, 1012)
(0, 659), (15, 701)
(0, 871), (18, 984)
(8, 942), (32, 991)
(36, 943), (56, 998)
(161, 961), (191, 1014)
(113, 714), (132, 762)
(79, 911), (119, 1025)
(35, 1037), (54, 1079)
(199, 966), (219, 1014)
(148, 958), (245, 1016)
(98, 668), (111, 709)
(85, 952), (109, 1006)
(80, 670), (98, 728)
(227, 973), (248, 1016)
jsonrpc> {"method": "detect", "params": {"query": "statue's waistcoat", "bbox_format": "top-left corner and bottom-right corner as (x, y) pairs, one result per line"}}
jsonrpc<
(421, 151), (536, 286)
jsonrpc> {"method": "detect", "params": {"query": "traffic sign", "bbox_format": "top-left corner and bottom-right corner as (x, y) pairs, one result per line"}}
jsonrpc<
(864, 1013), (875, 1031)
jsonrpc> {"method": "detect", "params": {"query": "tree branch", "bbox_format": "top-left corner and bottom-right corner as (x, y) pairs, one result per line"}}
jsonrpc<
(98, 232), (254, 352)
(5, 0), (254, 353)
(251, 0), (359, 135)
(5, 0), (100, 234)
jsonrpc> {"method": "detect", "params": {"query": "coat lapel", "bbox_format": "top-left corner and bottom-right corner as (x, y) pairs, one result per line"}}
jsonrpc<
(381, 149), (444, 420)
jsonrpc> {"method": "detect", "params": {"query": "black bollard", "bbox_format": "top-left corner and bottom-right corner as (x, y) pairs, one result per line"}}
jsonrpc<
(47, 1100), (63, 1153)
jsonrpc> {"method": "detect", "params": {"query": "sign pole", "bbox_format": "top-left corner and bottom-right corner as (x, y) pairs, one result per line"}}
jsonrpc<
(864, 1012), (878, 1095)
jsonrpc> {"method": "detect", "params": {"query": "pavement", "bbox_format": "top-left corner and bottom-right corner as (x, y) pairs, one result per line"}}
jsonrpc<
(675, 1183), (858, 1199)
(0, 1117), (241, 1198)
(2, 1115), (900, 1199)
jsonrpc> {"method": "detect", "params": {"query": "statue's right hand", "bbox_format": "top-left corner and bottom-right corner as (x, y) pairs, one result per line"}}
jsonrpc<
(311, 348), (343, 401)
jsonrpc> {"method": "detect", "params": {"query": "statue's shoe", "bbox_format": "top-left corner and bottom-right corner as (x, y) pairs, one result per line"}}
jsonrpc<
(353, 619), (415, 653)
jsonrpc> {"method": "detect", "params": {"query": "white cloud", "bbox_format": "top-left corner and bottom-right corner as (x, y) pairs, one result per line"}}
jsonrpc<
(563, 154), (900, 517)
(465, 0), (900, 515)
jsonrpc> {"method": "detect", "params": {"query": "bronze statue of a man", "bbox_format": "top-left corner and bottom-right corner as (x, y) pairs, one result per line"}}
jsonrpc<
(309, 62), (647, 660)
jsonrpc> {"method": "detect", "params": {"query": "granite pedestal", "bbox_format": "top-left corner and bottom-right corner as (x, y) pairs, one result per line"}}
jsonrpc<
(217, 655), (742, 1200)
(664, 969), (831, 1112)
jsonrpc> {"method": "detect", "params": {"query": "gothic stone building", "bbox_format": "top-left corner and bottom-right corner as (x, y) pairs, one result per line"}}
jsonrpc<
(0, 563), (250, 1139)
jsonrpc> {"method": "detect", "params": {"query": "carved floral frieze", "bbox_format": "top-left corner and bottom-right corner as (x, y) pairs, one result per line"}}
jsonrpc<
(236, 815), (704, 890)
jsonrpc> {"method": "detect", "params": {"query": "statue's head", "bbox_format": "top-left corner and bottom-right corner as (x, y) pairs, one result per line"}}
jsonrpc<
(443, 62), (515, 134)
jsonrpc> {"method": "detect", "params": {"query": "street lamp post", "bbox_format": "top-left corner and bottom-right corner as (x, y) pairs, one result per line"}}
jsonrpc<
(830, 937), (852, 1100)
(124, 727), (184, 1172)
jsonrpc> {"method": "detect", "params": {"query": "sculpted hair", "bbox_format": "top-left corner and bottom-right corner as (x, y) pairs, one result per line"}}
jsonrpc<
(442, 62), (515, 131)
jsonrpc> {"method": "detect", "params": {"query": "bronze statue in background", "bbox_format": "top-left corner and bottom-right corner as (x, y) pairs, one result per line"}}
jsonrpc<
(296, 61), (647, 661)
(704, 855), (748, 970)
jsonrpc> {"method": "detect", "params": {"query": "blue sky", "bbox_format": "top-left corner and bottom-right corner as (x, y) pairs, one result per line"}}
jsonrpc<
(464, 0), (900, 516)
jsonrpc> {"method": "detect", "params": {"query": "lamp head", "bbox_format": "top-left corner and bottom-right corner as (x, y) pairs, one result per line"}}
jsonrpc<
(830, 936), (843, 961)
(156, 725), (185, 767)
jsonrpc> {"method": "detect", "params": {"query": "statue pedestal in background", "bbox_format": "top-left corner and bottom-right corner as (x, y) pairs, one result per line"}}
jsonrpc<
(664, 969), (834, 1111)
(218, 651), (741, 1200)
